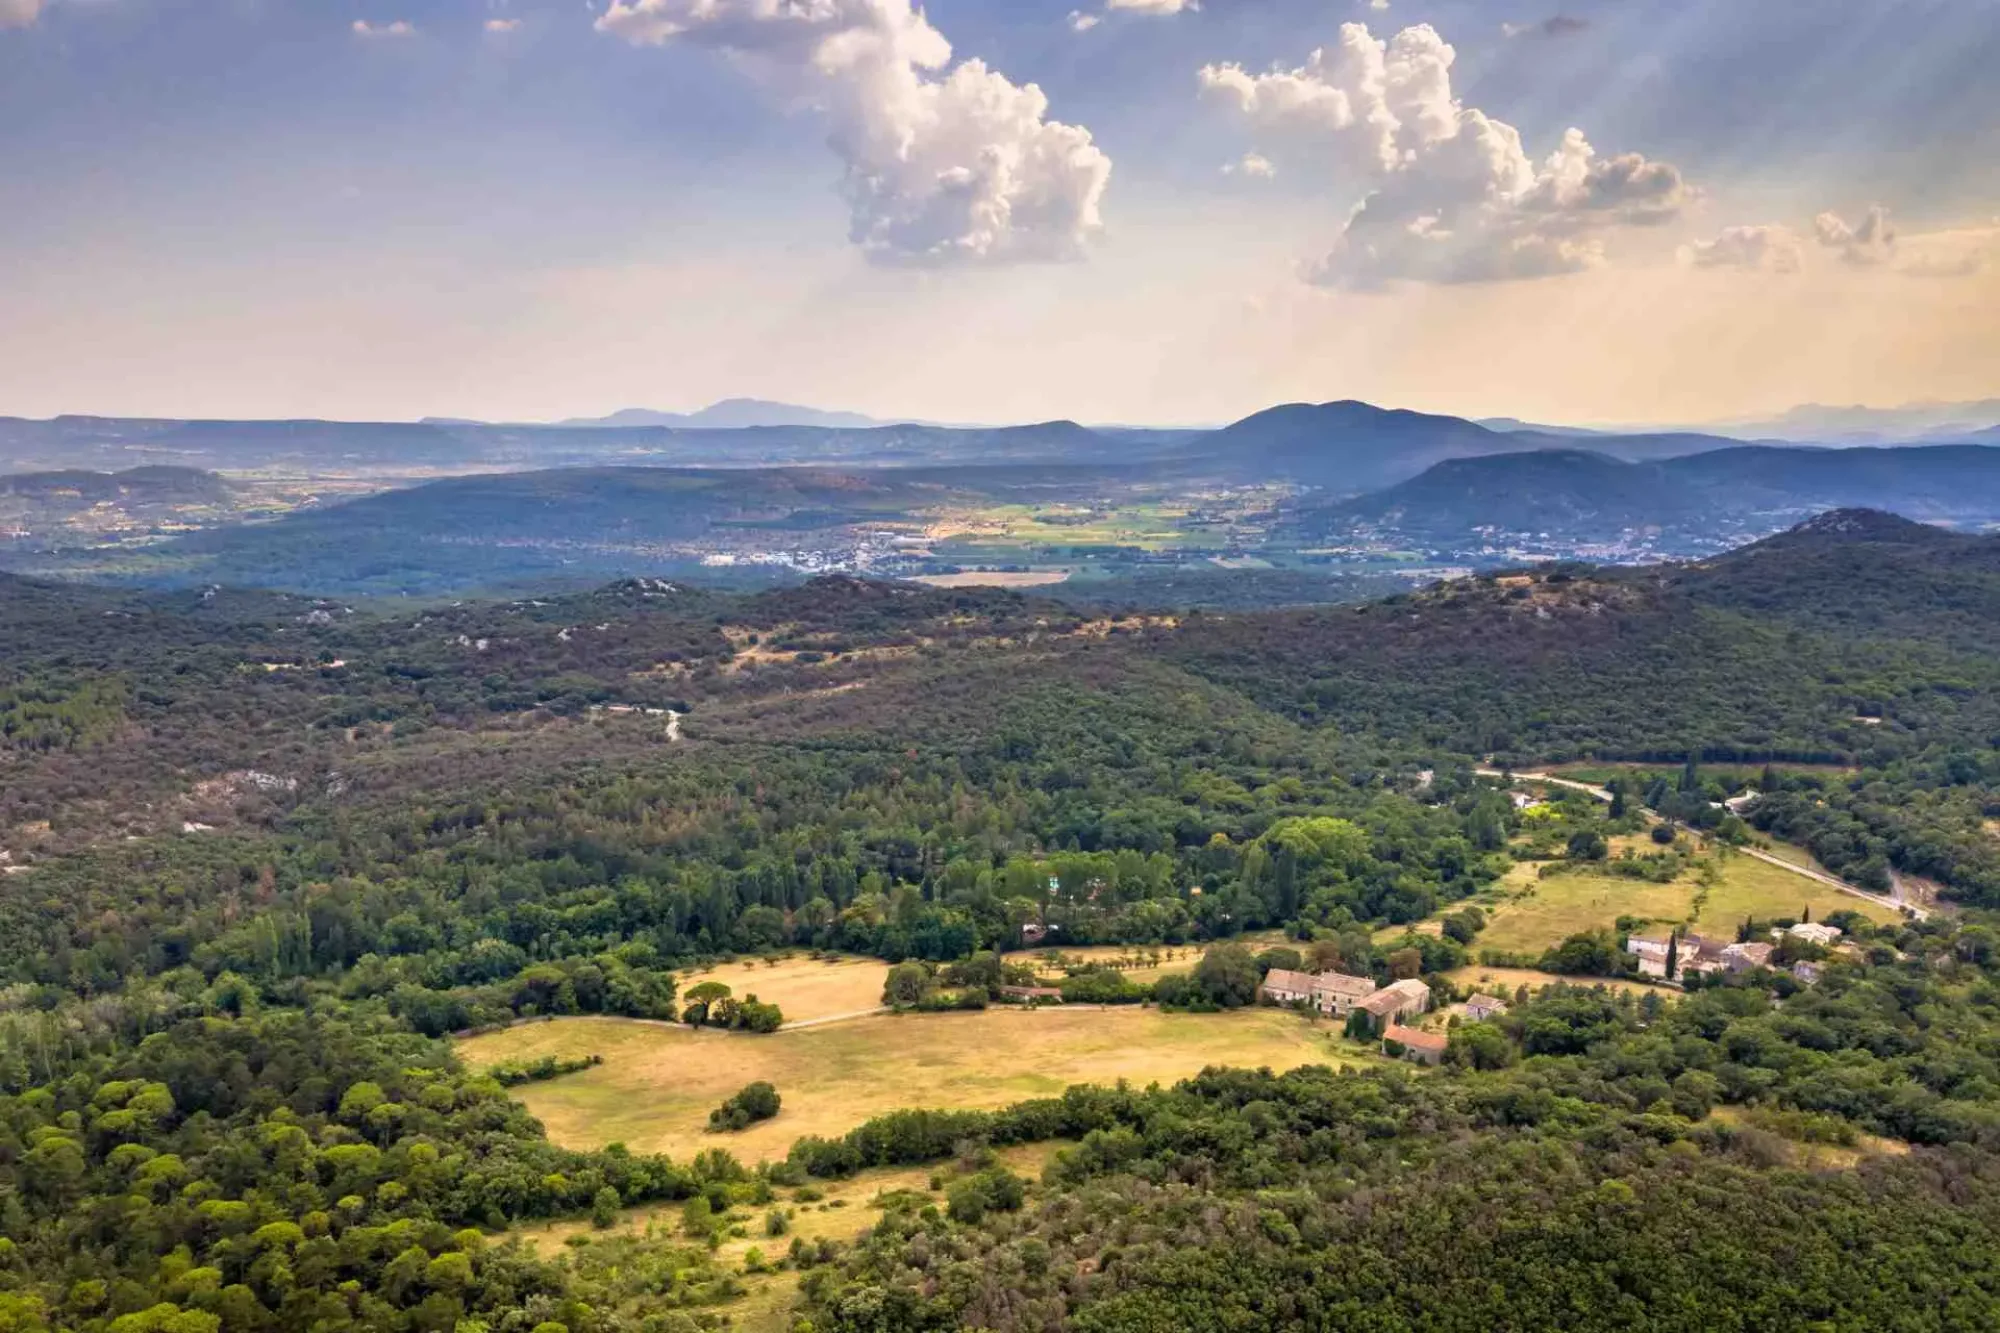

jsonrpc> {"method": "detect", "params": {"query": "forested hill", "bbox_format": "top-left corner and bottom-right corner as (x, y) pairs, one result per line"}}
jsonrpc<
(4, 513), (2000, 1330)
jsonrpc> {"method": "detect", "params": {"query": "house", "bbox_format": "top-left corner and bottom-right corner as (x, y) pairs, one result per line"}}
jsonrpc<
(1724, 792), (1762, 815)
(1787, 922), (1844, 947)
(1721, 942), (1775, 973)
(1464, 994), (1508, 1022)
(1791, 962), (1824, 985)
(998, 985), (1063, 1003)
(1384, 1024), (1448, 1066)
(1262, 968), (1379, 1016)
(1358, 979), (1432, 1030)
(1624, 934), (1675, 979)
(1509, 791), (1543, 811)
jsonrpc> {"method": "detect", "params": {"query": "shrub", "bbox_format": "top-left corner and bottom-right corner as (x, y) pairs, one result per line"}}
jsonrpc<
(710, 1082), (783, 1133)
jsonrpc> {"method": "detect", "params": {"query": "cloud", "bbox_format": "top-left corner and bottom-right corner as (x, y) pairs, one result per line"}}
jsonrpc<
(0, 0), (43, 31)
(1678, 225), (1805, 273)
(1502, 16), (1589, 39)
(1068, 10), (1099, 32)
(351, 19), (416, 38)
(1224, 153), (1276, 179)
(1202, 23), (1692, 288)
(484, 18), (521, 34)
(597, 0), (1111, 267)
(1105, 0), (1198, 12)
(1815, 205), (1896, 267)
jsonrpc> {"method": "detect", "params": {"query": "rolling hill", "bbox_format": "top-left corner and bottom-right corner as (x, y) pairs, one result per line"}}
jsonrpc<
(1291, 443), (2000, 544)
(1310, 449), (1703, 539)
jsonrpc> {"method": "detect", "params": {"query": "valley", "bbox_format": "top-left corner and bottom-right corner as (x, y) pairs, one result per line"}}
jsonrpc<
(8, 404), (2000, 600)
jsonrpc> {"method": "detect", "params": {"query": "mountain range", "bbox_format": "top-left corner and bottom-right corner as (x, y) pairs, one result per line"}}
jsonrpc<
(1299, 443), (2000, 543)
(547, 399), (887, 430)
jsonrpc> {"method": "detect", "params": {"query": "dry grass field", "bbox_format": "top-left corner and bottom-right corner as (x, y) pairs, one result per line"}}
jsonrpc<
(460, 1006), (1355, 1164)
(1463, 844), (1900, 960)
(674, 954), (889, 1024)
(1444, 965), (1664, 1000)
(1477, 869), (1695, 955)
(1692, 852), (1900, 935)
(1018, 943), (1203, 984)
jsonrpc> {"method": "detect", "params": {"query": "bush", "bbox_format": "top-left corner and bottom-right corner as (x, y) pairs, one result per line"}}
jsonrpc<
(710, 1082), (783, 1132)
(946, 1167), (1026, 1225)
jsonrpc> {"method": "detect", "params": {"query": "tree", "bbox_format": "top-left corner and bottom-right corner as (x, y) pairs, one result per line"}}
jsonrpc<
(1192, 945), (1261, 1009)
(683, 981), (732, 1029)
(1388, 948), (1423, 981)
(884, 963), (930, 1008)
(1665, 933), (1679, 980)
(1567, 830), (1609, 862)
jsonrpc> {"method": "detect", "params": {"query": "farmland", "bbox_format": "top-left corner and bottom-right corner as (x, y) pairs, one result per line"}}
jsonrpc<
(1447, 843), (1902, 962)
(459, 1006), (1357, 1164)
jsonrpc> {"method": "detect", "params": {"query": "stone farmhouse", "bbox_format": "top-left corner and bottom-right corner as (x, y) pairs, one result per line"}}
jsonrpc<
(1261, 968), (1379, 1016)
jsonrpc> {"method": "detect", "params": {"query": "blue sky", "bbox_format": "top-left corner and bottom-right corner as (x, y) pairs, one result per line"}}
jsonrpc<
(3, 0), (1997, 424)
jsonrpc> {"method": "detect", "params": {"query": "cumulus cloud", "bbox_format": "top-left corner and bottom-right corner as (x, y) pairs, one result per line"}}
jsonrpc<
(0, 0), (44, 30)
(597, 0), (1110, 266)
(1224, 153), (1276, 179)
(1202, 23), (1692, 288)
(1068, 10), (1099, 32)
(484, 18), (521, 34)
(1678, 225), (1805, 273)
(1815, 205), (1897, 267)
(352, 19), (416, 38)
(1105, 0), (1198, 12)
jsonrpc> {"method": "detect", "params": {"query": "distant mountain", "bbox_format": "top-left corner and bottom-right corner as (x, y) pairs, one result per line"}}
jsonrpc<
(1662, 444), (2000, 519)
(1316, 450), (1700, 539)
(1475, 417), (1609, 438)
(1178, 401), (1525, 491)
(1710, 400), (2000, 444)
(555, 399), (885, 430)
(1289, 443), (2000, 546)
(1174, 401), (1749, 492)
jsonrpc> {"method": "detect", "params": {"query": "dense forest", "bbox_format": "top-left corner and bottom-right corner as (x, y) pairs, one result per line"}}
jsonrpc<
(5, 512), (2000, 1329)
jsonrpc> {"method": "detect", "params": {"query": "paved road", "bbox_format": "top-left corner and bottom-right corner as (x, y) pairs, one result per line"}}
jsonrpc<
(1477, 768), (1927, 920)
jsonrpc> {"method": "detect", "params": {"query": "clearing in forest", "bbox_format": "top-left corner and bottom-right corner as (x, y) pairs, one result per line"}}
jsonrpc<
(675, 954), (889, 1025)
(1464, 846), (1899, 959)
(459, 1006), (1354, 1164)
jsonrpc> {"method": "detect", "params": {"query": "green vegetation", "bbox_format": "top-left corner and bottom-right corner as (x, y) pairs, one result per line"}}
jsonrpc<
(4, 515), (2000, 1329)
(710, 1082), (782, 1133)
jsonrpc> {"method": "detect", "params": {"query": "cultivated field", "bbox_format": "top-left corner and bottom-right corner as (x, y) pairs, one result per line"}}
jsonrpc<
(674, 954), (889, 1024)
(1019, 943), (1204, 983)
(460, 1006), (1352, 1163)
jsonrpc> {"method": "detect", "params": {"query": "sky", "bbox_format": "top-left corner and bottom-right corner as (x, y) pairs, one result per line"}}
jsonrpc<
(2, 0), (1998, 427)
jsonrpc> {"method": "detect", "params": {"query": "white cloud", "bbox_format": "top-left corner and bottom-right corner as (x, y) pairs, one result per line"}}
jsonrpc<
(1678, 225), (1805, 273)
(1068, 10), (1099, 32)
(1368, 0), (1389, 11)
(0, 0), (44, 31)
(597, 0), (1111, 267)
(352, 19), (416, 38)
(484, 18), (521, 34)
(1202, 23), (1692, 288)
(1224, 153), (1276, 179)
(1815, 205), (1896, 267)
(1105, 0), (1198, 12)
